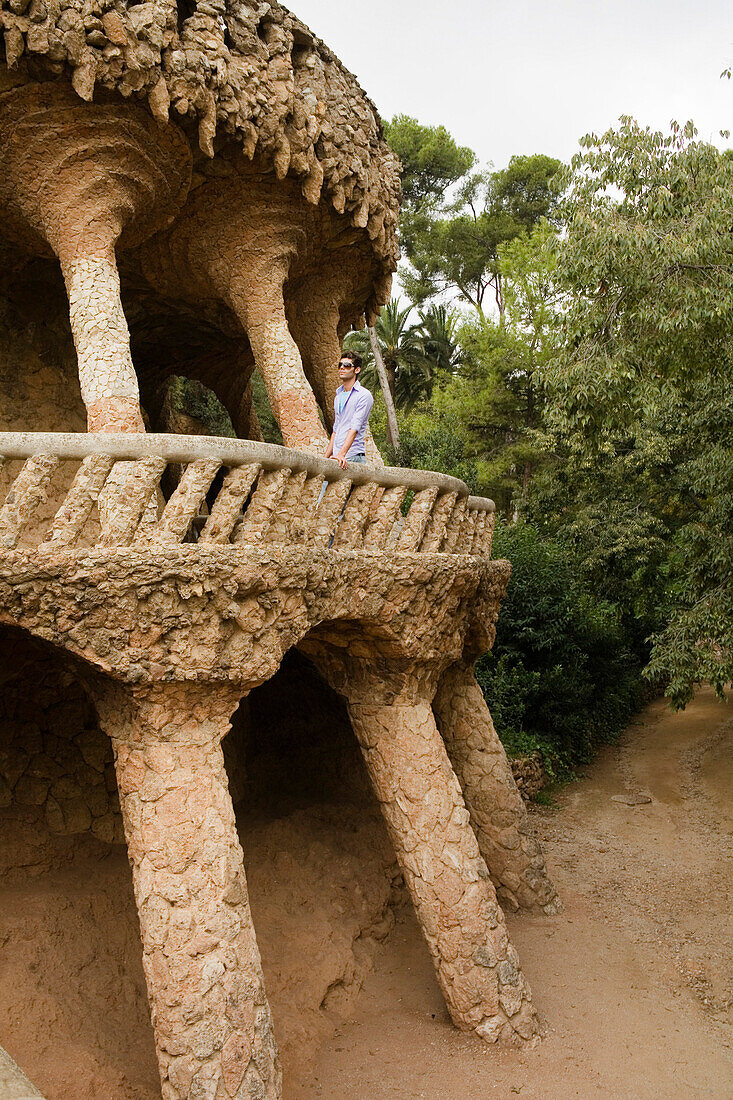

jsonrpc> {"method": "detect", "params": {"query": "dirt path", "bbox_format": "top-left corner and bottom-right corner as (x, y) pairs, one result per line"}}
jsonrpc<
(292, 688), (733, 1099)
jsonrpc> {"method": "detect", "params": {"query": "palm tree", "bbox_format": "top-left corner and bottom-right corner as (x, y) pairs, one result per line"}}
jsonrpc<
(417, 304), (463, 376)
(346, 300), (433, 412)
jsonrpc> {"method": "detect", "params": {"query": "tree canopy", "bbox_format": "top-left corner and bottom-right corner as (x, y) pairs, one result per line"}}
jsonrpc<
(386, 117), (563, 315)
(540, 118), (733, 705)
(349, 114), (731, 767)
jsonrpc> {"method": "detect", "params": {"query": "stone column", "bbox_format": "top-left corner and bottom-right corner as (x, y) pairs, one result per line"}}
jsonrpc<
(141, 174), (329, 455)
(57, 237), (145, 432)
(287, 279), (343, 430)
(287, 271), (384, 464)
(0, 83), (191, 433)
(433, 662), (561, 915)
(91, 680), (281, 1100)
(309, 654), (537, 1044)
(227, 259), (327, 454)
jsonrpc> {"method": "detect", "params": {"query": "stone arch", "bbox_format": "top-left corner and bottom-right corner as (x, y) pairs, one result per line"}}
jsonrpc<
(224, 647), (376, 817)
(255, 623), (541, 1045)
(214, 646), (400, 1079)
(124, 290), (261, 440)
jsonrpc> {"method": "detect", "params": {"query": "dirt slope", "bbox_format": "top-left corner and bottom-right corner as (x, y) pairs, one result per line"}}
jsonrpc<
(293, 688), (733, 1099)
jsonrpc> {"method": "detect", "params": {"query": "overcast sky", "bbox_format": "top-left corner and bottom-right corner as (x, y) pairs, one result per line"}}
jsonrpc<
(294, 0), (733, 168)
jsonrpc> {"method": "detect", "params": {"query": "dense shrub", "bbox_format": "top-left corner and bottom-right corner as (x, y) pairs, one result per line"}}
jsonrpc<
(476, 523), (645, 778)
(167, 376), (235, 438)
(370, 403), (482, 491)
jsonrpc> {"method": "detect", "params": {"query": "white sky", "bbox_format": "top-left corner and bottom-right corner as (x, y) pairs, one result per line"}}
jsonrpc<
(293, 0), (733, 167)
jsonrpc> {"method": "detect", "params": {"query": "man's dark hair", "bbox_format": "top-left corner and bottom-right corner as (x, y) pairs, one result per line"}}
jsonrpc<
(341, 350), (362, 371)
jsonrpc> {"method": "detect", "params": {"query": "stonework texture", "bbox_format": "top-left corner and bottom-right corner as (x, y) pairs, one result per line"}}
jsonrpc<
(0, 630), (123, 857)
(510, 752), (546, 801)
(309, 654), (538, 1044)
(0, 539), (561, 1093)
(0, 0), (399, 450)
(92, 679), (282, 1100)
(0, 4), (566, 1094)
(433, 662), (561, 915)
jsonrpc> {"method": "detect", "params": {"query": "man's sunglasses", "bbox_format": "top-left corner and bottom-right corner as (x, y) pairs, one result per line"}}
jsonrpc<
(338, 360), (354, 367)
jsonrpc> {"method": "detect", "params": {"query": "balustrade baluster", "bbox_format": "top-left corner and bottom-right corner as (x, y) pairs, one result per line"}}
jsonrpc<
(267, 469), (307, 544)
(199, 464), (260, 544)
(368, 485), (384, 524)
(0, 454), (59, 549)
(43, 453), (114, 549)
(332, 482), (379, 548)
(420, 491), (458, 553)
(482, 510), (496, 557)
(98, 458), (167, 546)
(396, 487), (439, 552)
(443, 497), (467, 554)
(363, 485), (406, 550)
(145, 460), (221, 546)
(232, 468), (290, 544)
(311, 479), (352, 548)
(461, 509), (478, 555)
(471, 510), (487, 555)
(289, 475), (322, 544)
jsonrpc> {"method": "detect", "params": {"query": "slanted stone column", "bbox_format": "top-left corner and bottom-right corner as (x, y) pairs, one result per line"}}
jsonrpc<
(287, 267), (384, 464)
(227, 256), (327, 454)
(309, 653), (537, 1044)
(59, 241), (145, 432)
(141, 174), (328, 455)
(433, 662), (561, 915)
(91, 680), (281, 1100)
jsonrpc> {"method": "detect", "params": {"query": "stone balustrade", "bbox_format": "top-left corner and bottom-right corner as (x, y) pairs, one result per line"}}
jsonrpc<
(0, 432), (495, 558)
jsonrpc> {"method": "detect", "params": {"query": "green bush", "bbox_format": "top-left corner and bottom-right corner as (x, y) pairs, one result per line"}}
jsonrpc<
(476, 523), (645, 777)
(373, 406), (482, 491)
(168, 376), (235, 438)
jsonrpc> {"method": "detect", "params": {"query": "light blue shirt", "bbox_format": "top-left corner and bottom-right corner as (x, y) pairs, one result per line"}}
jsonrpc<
(332, 380), (373, 459)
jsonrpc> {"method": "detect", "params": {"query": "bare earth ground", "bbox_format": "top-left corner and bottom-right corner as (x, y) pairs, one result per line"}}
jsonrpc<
(1, 689), (731, 1098)
(292, 688), (733, 1100)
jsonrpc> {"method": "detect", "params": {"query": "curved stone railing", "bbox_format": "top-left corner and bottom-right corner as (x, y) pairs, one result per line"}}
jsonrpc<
(0, 433), (495, 558)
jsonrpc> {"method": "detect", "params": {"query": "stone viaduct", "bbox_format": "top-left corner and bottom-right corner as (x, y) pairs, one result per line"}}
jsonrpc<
(0, 2), (560, 1096)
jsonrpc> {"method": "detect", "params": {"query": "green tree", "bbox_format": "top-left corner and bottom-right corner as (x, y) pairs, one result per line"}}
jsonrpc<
(387, 121), (562, 316)
(644, 374), (733, 704)
(417, 304), (463, 375)
(476, 523), (644, 774)
(432, 220), (560, 510)
(541, 118), (733, 705)
(492, 154), (565, 233)
(384, 114), (475, 213)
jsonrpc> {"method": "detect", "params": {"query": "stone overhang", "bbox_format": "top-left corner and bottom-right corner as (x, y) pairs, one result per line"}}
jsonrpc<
(0, 544), (511, 686)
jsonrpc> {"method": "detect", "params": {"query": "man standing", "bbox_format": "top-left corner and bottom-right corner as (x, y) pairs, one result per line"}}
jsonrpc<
(324, 351), (374, 468)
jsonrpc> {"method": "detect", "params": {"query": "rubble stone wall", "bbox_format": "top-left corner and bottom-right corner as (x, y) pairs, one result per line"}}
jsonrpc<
(511, 753), (546, 801)
(0, 630), (124, 883)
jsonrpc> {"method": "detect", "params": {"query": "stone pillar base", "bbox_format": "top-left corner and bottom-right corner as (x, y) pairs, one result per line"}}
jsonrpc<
(434, 663), (561, 915)
(309, 653), (538, 1044)
(91, 679), (282, 1100)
